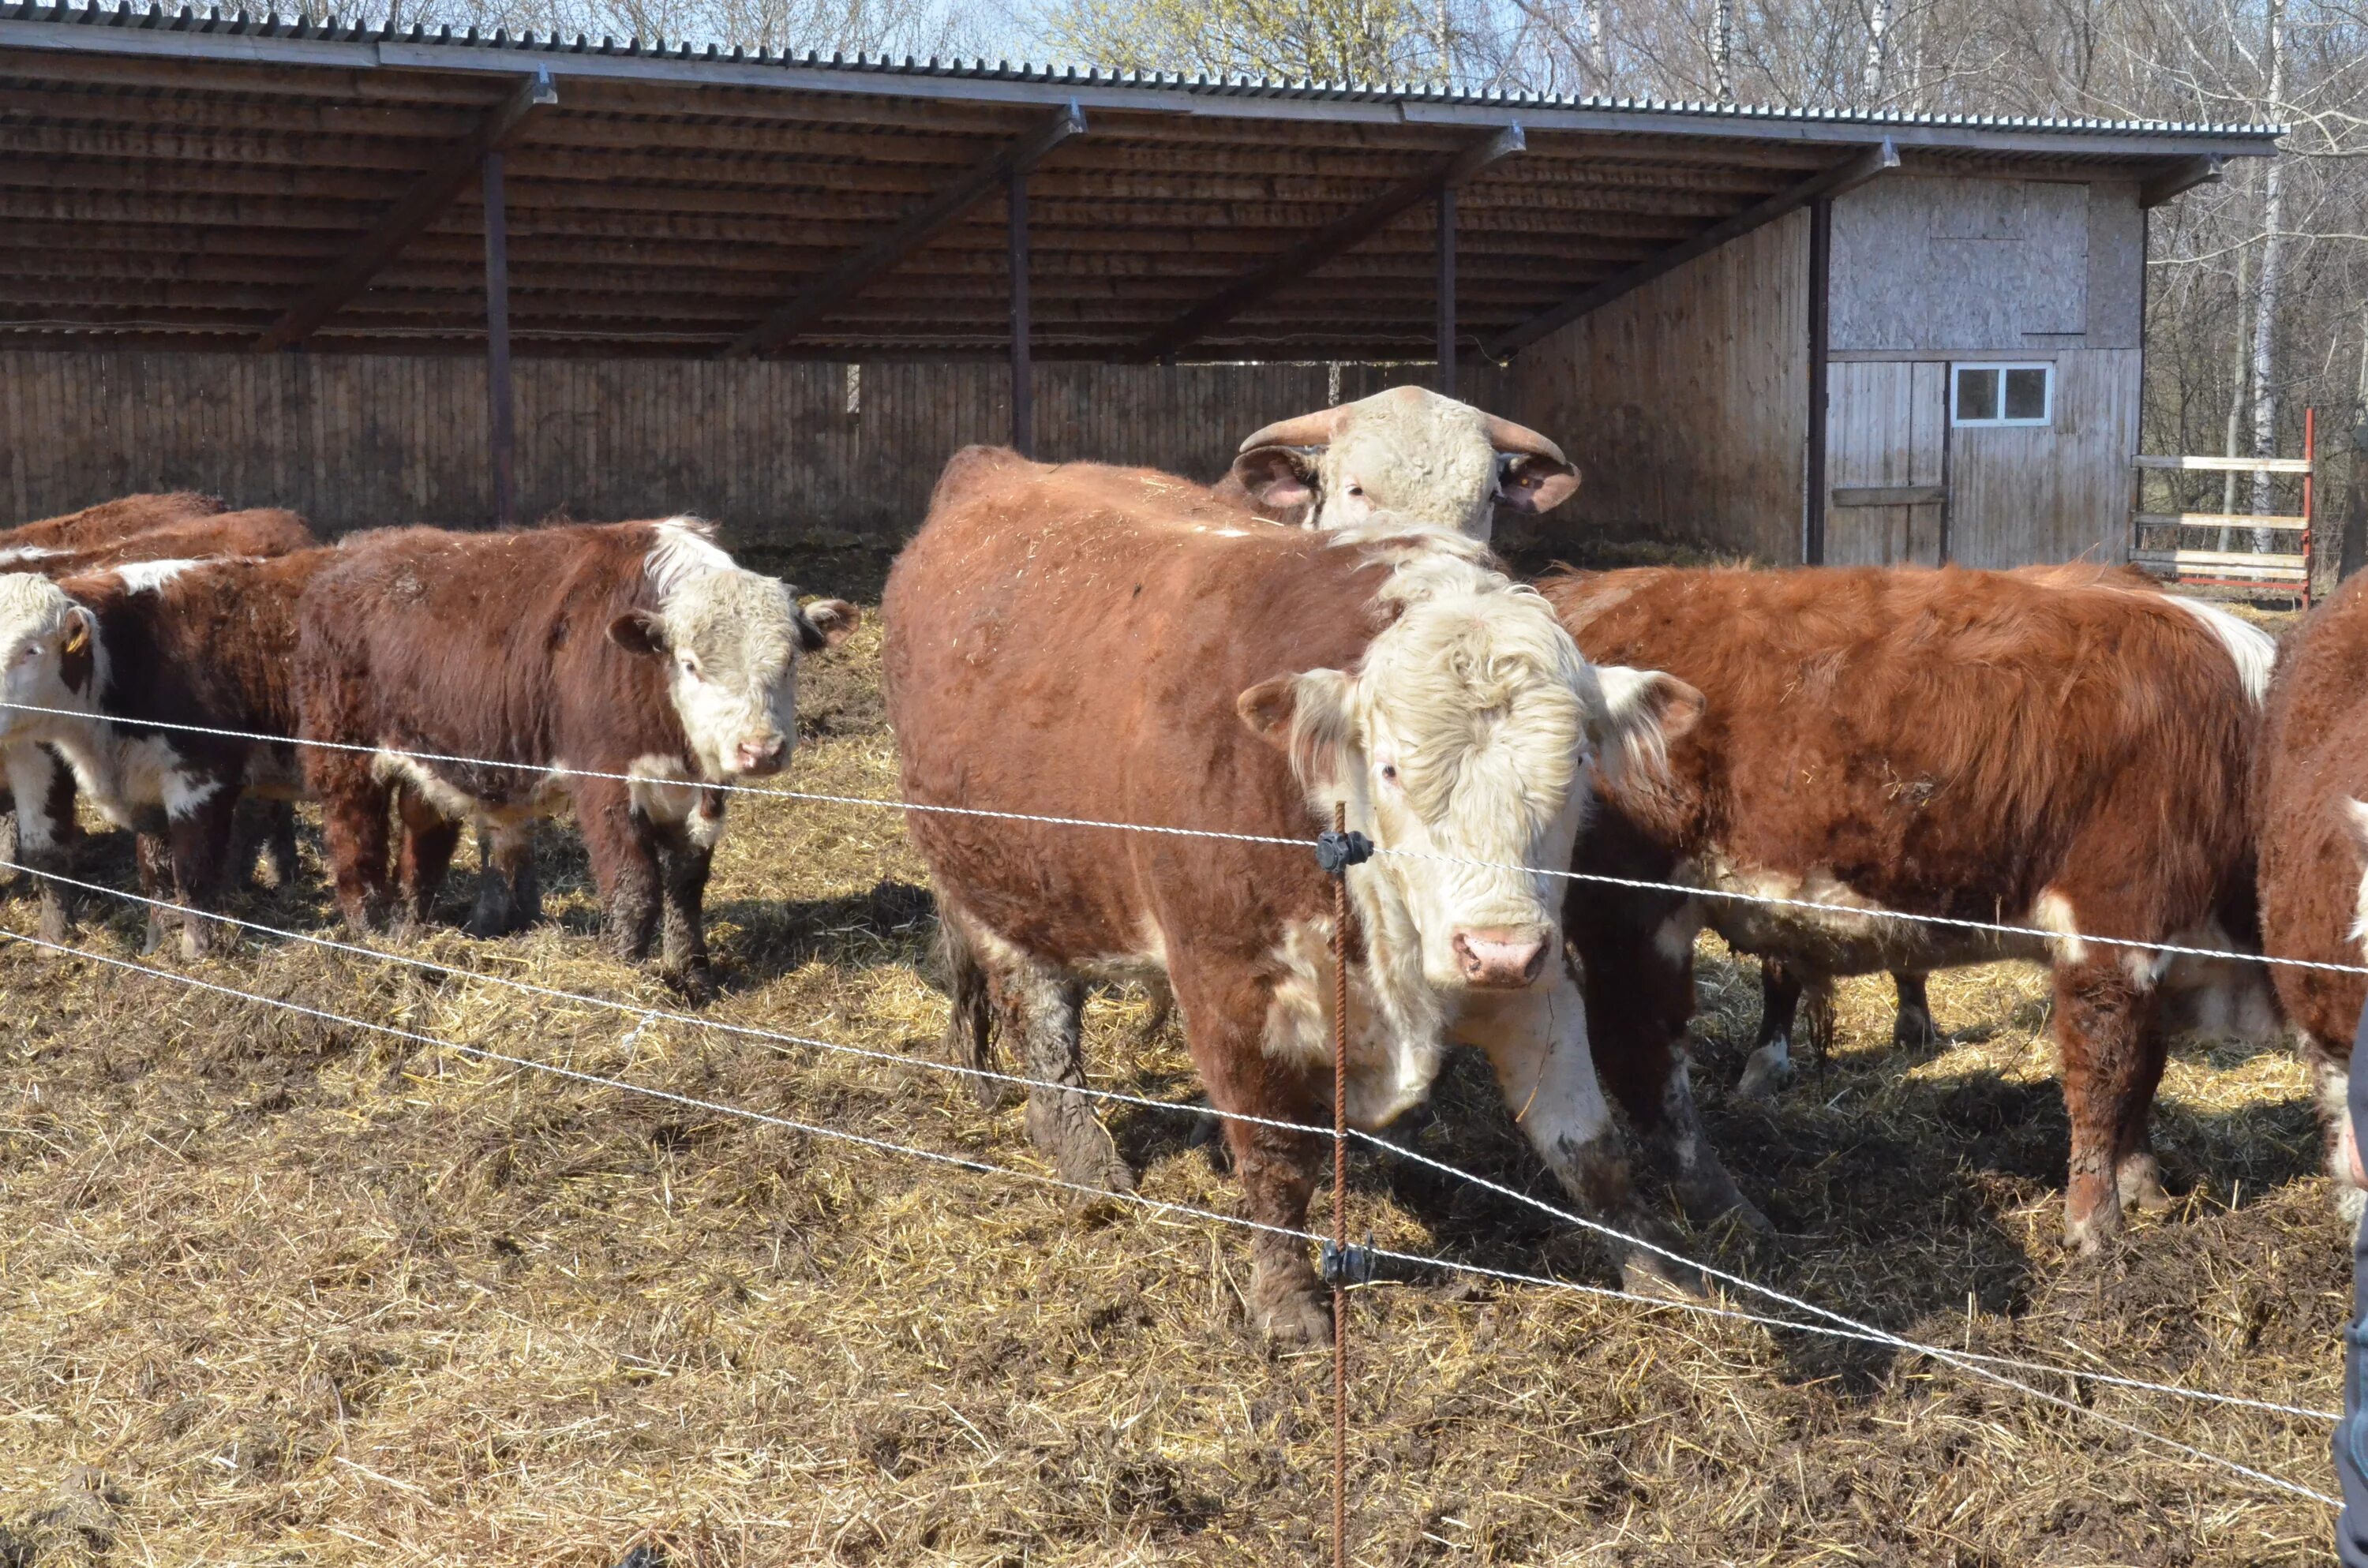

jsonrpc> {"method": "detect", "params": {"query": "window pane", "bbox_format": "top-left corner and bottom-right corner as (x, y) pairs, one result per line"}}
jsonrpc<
(1956, 367), (1999, 421)
(2004, 367), (2049, 421)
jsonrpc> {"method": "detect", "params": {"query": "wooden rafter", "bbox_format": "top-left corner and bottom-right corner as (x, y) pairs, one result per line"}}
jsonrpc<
(1483, 137), (1899, 361)
(721, 102), (1085, 359)
(252, 68), (556, 353)
(1136, 123), (1526, 361)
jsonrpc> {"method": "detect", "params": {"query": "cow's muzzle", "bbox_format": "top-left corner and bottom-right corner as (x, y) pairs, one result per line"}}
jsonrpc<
(1450, 926), (1552, 989)
(734, 734), (789, 776)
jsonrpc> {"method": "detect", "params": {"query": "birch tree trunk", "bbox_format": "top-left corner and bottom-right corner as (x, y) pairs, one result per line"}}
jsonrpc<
(1710, 0), (1733, 103)
(2248, 0), (2287, 548)
(1862, 0), (1891, 103)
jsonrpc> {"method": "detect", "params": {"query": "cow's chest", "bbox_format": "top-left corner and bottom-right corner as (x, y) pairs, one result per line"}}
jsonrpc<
(1259, 916), (1450, 1129)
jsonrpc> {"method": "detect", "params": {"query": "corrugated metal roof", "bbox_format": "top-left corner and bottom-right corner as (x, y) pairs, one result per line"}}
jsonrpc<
(0, 0), (2284, 139)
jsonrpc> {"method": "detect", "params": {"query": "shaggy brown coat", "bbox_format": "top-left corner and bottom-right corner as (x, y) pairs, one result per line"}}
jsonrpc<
(1, 492), (225, 554)
(1542, 563), (2266, 1251)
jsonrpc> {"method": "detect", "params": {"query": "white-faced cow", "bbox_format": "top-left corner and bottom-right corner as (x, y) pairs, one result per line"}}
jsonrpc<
(0, 549), (331, 956)
(2256, 574), (2368, 1211)
(293, 518), (854, 996)
(0, 507), (321, 938)
(884, 447), (1699, 1342)
(1216, 385), (1580, 544)
(1542, 563), (2275, 1252)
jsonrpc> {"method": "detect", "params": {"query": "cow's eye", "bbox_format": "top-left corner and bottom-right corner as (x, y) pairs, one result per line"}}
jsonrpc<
(1380, 764), (1399, 784)
(1347, 485), (1365, 498)
(678, 653), (702, 679)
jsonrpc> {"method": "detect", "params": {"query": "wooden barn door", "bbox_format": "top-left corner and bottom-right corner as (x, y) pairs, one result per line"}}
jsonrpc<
(1826, 361), (1948, 566)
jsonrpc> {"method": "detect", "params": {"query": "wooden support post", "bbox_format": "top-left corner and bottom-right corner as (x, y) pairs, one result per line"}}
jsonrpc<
(1010, 169), (1032, 458)
(1486, 138), (1896, 361)
(483, 148), (514, 528)
(2344, 411), (2368, 582)
(1436, 188), (1456, 395)
(1804, 194), (1832, 566)
(256, 68), (554, 353)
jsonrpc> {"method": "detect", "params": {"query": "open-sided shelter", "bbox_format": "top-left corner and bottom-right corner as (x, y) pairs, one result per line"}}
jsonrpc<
(0, 2), (2276, 563)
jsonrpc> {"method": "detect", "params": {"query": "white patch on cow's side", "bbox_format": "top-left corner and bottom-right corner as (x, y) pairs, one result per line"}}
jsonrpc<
(2028, 888), (2087, 964)
(372, 749), (569, 831)
(1653, 907), (1699, 966)
(1260, 915), (1449, 1128)
(645, 516), (736, 600)
(0, 545), (61, 568)
(110, 558), (207, 594)
(2156, 920), (2280, 1044)
(1697, 855), (2033, 975)
(2162, 596), (2276, 706)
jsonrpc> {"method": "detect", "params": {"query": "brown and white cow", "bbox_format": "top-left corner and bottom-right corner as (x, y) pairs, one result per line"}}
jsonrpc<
(0, 549), (332, 955)
(0, 507), (321, 930)
(294, 518), (854, 994)
(0, 492), (224, 563)
(2255, 574), (2368, 1210)
(1543, 563), (2275, 1252)
(885, 447), (1699, 1342)
(1216, 385), (1580, 543)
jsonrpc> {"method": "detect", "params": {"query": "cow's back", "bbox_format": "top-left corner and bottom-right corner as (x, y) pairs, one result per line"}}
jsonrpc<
(3, 492), (225, 553)
(70, 549), (332, 739)
(299, 522), (673, 780)
(1543, 563), (2259, 931)
(885, 448), (1381, 960)
(2258, 574), (2368, 1054)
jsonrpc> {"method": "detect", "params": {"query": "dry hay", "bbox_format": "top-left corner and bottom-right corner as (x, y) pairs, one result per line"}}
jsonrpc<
(0, 544), (2350, 1566)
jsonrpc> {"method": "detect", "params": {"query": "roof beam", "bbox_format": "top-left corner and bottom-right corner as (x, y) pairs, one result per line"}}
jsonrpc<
(253, 68), (557, 354)
(1136, 123), (1525, 361)
(2139, 154), (2224, 208)
(721, 102), (1085, 359)
(1485, 137), (1898, 360)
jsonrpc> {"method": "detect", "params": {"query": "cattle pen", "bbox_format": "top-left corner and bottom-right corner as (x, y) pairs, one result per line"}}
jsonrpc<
(0, 10), (2349, 1568)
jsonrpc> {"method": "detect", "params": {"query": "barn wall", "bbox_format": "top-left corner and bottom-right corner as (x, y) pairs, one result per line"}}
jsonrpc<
(1945, 347), (2144, 568)
(1506, 210), (1810, 564)
(0, 353), (1509, 549)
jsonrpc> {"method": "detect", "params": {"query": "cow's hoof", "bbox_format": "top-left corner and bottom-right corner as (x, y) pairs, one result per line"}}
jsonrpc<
(2117, 1152), (2171, 1213)
(462, 907), (508, 941)
(1250, 1271), (1332, 1345)
(1735, 1043), (1793, 1100)
(141, 911), (172, 956)
(1618, 1246), (1703, 1300)
(2063, 1193), (2122, 1256)
(36, 897), (70, 946)
(180, 923), (215, 963)
(665, 964), (717, 1007)
(1892, 1008), (1939, 1050)
(1027, 1095), (1135, 1192)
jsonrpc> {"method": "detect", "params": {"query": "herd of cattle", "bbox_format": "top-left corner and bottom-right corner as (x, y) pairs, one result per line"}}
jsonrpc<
(6, 384), (2368, 1343)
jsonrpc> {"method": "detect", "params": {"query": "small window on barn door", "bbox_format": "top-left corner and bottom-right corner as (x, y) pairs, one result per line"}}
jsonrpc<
(1950, 362), (2052, 427)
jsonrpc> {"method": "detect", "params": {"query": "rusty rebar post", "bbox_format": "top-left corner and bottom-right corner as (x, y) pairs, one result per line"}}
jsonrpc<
(1331, 799), (1350, 1568)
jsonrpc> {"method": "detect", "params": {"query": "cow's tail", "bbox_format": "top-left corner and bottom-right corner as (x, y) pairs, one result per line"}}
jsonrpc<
(934, 908), (1010, 1109)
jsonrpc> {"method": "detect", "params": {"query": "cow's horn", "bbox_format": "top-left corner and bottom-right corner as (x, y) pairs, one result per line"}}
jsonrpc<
(1236, 405), (1351, 454)
(1482, 414), (1568, 465)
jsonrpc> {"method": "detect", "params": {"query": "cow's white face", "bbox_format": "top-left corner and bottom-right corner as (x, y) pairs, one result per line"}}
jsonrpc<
(1240, 574), (1699, 995)
(1228, 387), (1579, 544)
(0, 573), (99, 743)
(611, 571), (856, 783)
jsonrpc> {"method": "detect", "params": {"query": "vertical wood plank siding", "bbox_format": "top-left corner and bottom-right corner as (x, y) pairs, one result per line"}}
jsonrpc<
(1, 354), (1504, 548)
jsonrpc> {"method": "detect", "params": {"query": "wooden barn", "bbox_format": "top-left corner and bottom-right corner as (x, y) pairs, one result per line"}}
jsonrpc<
(0, 2), (2276, 567)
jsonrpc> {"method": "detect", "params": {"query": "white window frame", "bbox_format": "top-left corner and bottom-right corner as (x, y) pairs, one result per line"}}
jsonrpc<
(1950, 361), (2055, 428)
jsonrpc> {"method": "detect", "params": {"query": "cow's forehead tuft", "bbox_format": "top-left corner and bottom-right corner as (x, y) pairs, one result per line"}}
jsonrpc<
(0, 571), (75, 627)
(664, 567), (798, 655)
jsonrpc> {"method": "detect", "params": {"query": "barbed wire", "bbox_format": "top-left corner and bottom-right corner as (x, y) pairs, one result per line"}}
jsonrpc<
(4, 698), (2364, 977)
(0, 913), (2339, 1507)
(0, 862), (2344, 1429)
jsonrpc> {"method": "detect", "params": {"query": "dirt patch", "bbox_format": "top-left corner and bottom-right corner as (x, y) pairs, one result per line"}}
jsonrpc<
(0, 581), (2347, 1566)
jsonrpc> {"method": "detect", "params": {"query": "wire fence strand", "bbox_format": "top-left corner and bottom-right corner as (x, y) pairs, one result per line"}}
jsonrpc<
(0, 854), (2343, 1428)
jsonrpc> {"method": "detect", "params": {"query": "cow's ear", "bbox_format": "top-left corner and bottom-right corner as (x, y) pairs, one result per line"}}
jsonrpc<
(1238, 668), (1351, 781)
(1228, 446), (1318, 520)
(58, 606), (96, 695)
(608, 610), (669, 657)
(798, 598), (859, 653)
(1587, 666), (1702, 791)
(1497, 452), (1580, 515)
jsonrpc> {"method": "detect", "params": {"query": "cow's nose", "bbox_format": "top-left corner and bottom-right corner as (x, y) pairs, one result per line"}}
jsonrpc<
(1452, 927), (1551, 989)
(735, 734), (789, 776)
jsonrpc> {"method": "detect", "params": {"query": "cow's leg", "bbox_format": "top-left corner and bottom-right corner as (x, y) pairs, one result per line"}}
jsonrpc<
(1168, 956), (1327, 1344)
(1737, 957), (1804, 1099)
(575, 779), (661, 963)
(933, 901), (1010, 1109)
(6, 743), (79, 943)
(1891, 970), (1938, 1049)
(163, 780), (242, 960)
(981, 941), (1131, 1194)
(1574, 896), (1766, 1231)
(132, 822), (176, 956)
(313, 754), (394, 934)
(2049, 937), (2168, 1253)
(1460, 971), (1708, 1291)
(393, 787), (462, 931)
(651, 814), (718, 1001)
(466, 823), (540, 938)
(223, 796), (298, 891)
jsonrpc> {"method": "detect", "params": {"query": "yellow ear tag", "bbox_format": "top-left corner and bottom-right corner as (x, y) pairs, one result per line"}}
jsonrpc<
(62, 619), (88, 657)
